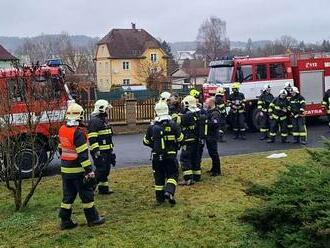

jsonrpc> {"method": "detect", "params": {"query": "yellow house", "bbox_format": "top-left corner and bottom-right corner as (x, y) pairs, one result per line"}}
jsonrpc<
(95, 24), (169, 92)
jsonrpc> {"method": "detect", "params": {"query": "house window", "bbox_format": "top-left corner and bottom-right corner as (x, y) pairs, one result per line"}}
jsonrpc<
(105, 62), (109, 73)
(123, 79), (130, 85)
(123, 61), (130, 70)
(237, 65), (253, 82)
(151, 53), (157, 62)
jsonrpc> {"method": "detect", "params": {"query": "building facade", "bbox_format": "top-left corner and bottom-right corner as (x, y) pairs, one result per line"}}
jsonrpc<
(0, 45), (18, 69)
(95, 24), (169, 92)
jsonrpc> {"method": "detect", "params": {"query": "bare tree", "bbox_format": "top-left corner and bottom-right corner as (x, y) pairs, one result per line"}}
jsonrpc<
(196, 16), (230, 61)
(0, 68), (64, 211)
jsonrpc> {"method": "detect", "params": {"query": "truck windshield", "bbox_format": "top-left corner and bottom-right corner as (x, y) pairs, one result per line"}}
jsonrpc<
(208, 66), (233, 84)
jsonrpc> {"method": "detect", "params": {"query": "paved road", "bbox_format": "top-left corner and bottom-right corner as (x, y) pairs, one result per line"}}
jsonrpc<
(48, 121), (330, 174)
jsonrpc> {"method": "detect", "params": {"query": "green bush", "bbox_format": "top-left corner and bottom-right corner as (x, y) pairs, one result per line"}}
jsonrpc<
(241, 140), (330, 248)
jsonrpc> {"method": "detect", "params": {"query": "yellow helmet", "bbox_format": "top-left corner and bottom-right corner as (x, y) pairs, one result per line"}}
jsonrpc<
(93, 99), (112, 114)
(182, 95), (197, 109)
(189, 89), (200, 98)
(66, 103), (84, 121)
(154, 101), (169, 116)
(232, 82), (241, 90)
(216, 87), (225, 96)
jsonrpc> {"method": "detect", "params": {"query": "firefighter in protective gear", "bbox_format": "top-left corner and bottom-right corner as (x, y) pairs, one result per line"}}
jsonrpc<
(143, 101), (184, 205)
(205, 97), (222, 176)
(58, 103), (105, 230)
(284, 82), (294, 134)
(268, 90), (290, 143)
(168, 92), (181, 124)
(180, 95), (200, 185)
(190, 89), (203, 108)
(228, 82), (247, 140)
(257, 84), (274, 140)
(160, 91), (171, 103)
(87, 99), (116, 195)
(289, 87), (307, 144)
(215, 87), (227, 142)
(322, 89), (330, 128)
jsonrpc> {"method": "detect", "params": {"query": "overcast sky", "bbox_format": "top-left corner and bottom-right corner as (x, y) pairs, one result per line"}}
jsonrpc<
(0, 0), (329, 42)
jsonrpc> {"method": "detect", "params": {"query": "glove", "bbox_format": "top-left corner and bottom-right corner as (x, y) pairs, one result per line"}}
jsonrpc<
(94, 150), (101, 159)
(259, 112), (264, 117)
(111, 153), (116, 167)
(83, 171), (97, 188)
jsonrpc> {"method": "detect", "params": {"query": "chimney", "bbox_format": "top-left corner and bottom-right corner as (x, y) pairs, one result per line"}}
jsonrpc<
(131, 22), (136, 29)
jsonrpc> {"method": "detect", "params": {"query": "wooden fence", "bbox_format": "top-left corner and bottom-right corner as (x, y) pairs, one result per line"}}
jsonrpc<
(136, 98), (156, 122)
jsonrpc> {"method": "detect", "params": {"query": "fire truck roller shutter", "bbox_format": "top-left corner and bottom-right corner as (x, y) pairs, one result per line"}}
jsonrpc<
(299, 71), (324, 103)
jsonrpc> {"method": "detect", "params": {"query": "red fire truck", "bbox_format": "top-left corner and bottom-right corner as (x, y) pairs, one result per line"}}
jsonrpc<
(0, 61), (73, 176)
(204, 53), (330, 129)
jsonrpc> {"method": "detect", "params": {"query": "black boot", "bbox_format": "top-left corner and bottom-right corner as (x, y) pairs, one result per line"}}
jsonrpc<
(294, 136), (300, 144)
(98, 185), (113, 195)
(259, 133), (268, 140)
(84, 206), (105, 227)
(300, 137), (307, 145)
(267, 137), (275, 143)
(281, 137), (289, 143)
(59, 208), (77, 230)
(240, 132), (246, 140)
(164, 192), (176, 206)
(218, 134), (226, 143)
(233, 131), (239, 140)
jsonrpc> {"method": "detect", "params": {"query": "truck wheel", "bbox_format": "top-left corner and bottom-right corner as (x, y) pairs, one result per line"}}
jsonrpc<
(251, 108), (262, 131)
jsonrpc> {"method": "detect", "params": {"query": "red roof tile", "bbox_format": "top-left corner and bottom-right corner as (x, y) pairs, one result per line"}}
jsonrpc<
(0, 45), (17, 61)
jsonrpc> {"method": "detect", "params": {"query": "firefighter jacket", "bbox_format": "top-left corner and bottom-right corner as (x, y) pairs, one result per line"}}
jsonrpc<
(58, 125), (92, 177)
(169, 103), (182, 124)
(215, 95), (227, 116)
(87, 114), (114, 157)
(196, 109), (209, 140)
(180, 110), (200, 143)
(143, 119), (184, 157)
(228, 92), (246, 113)
(289, 94), (306, 118)
(269, 97), (290, 120)
(322, 89), (330, 114)
(206, 108), (221, 138)
(258, 92), (274, 113)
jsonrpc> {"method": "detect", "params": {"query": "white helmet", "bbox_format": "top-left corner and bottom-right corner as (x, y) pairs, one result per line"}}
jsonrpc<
(292, 86), (299, 94)
(182, 95), (197, 110)
(154, 101), (169, 117)
(263, 84), (271, 91)
(160, 91), (171, 102)
(284, 82), (292, 88)
(216, 87), (225, 96)
(66, 103), (84, 121)
(93, 99), (112, 115)
(279, 89), (288, 96)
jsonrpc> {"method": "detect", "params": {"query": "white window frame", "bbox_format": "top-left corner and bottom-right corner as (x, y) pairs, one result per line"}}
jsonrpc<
(123, 79), (130, 85)
(123, 61), (130, 70)
(151, 53), (157, 63)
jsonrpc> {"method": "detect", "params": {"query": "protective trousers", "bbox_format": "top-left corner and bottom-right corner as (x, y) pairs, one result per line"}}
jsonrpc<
(59, 177), (99, 223)
(218, 116), (227, 141)
(232, 112), (246, 136)
(269, 118), (288, 141)
(206, 138), (221, 175)
(180, 142), (199, 181)
(259, 112), (270, 136)
(94, 153), (112, 194)
(152, 157), (179, 203)
(292, 116), (307, 142)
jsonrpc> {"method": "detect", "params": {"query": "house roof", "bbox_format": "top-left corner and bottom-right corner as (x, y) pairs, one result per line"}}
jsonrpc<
(98, 28), (166, 59)
(0, 45), (17, 61)
(172, 67), (209, 77)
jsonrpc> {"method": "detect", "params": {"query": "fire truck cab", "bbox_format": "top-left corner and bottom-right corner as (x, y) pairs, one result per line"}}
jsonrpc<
(205, 54), (330, 129)
(0, 64), (72, 176)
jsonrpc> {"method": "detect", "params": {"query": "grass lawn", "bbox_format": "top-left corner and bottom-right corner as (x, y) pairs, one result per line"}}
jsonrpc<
(0, 149), (310, 248)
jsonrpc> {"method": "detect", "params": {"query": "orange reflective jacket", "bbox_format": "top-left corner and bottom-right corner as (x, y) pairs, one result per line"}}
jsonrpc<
(59, 125), (78, 161)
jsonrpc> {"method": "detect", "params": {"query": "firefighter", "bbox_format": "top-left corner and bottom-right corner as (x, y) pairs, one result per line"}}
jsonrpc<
(189, 89), (203, 108)
(215, 87), (227, 142)
(205, 97), (222, 176)
(179, 95), (200, 185)
(257, 84), (274, 140)
(322, 89), (330, 128)
(87, 99), (116, 195)
(168, 92), (181, 124)
(58, 103), (105, 229)
(284, 82), (294, 134)
(268, 90), (290, 143)
(289, 87), (307, 144)
(228, 82), (247, 140)
(143, 101), (184, 205)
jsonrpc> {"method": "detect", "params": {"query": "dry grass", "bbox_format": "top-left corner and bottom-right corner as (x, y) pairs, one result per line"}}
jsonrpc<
(0, 149), (310, 248)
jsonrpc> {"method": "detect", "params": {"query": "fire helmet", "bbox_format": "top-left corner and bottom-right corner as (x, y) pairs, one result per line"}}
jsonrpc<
(160, 91), (171, 102)
(292, 86), (299, 94)
(154, 101), (169, 116)
(93, 99), (112, 114)
(189, 89), (200, 98)
(66, 103), (84, 121)
(279, 89), (288, 96)
(232, 82), (241, 90)
(182, 95), (197, 109)
(216, 87), (225, 96)
(263, 84), (271, 91)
